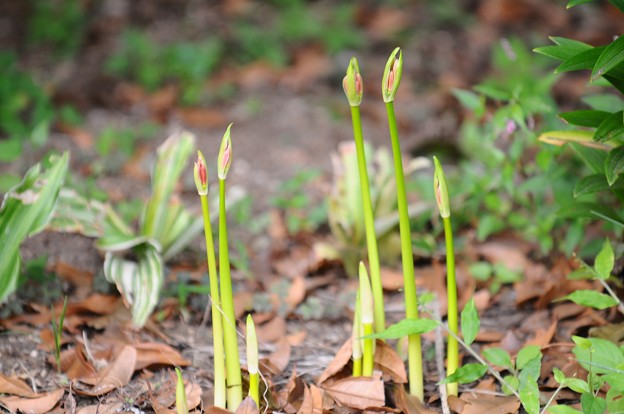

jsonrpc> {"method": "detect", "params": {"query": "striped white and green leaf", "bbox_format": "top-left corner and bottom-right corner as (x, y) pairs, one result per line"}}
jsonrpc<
(0, 152), (69, 304)
(104, 242), (163, 328)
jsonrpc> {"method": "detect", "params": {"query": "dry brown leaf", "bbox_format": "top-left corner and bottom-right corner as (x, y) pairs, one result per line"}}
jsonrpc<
(284, 276), (307, 311)
(317, 338), (353, 384)
(375, 340), (407, 383)
(297, 384), (324, 414)
(280, 45), (331, 90)
(205, 406), (233, 414)
(256, 316), (287, 344)
(322, 372), (385, 410)
(0, 388), (64, 414)
(150, 372), (202, 414)
(52, 261), (93, 298)
(75, 345), (137, 396)
(59, 343), (99, 380)
(176, 107), (228, 128)
(286, 330), (307, 346)
(234, 291), (255, 318)
(76, 402), (124, 414)
(56, 122), (94, 150)
(476, 240), (530, 272)
(134, 342), (191, 370)
(381, 267), (404, 291)
(0, 373), (39, 398)
(276, 366), (305, 411)
(525, 320), (557, 348)
(235, 396), (260, 414)
(475, 330), (505, 343)
(457, 392), (520, 414)
(260, 338), (291, 376)
(393, 385), (438, 414)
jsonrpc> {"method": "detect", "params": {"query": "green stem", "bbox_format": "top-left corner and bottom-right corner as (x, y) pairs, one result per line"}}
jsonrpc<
(249, 372), (259, 407)
(385, 102), (424, 401)
(349, 105), (385, 333)
(443, 216), (458, 397)
(219, 179), (243, 410)
(362, 323), (374, 376)
(200, 195), (226, 408)
(353, 357), (363, 377)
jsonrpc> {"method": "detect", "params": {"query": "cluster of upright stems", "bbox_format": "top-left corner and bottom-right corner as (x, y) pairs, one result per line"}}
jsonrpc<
(344, 48), (459, 401)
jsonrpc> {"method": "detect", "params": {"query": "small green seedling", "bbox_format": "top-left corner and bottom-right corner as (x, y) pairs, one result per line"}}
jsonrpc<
(194, 150), (226, 408)
(343, 57), (385, 333)
(51, 296), (68, 373)
(246, 314), (259, 406)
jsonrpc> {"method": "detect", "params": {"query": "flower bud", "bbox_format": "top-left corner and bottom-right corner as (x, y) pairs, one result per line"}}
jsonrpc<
(217, 124), (233, 180)
(343, 57), (363, 107)
(246, 314), (258, 375)
(433, 156), (450, 218)
(358, 262), (374, 325)
(194, 150), (208, 196)
(382, 47), (403, 103)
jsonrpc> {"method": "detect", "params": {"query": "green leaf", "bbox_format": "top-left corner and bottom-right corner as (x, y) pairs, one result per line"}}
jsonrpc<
(97, 232), (149, 252)
(592, 35), (624, 81)
(603, 372), (624, 391)
(538, 130), (598, 153)
(608, 0), (624, 13)
(502, 374), (519, 396)
(519, 377), (540, 414)
(567, 0), (594, 7)
(595, 238), (614, 279)
(516, 345), (542, 370)
(565, 378), (591, 394)
(581, 392), (607, 414)
(141, 131), (195, 242)
(452, 88), (484, 114)
(365, 318), (438, 340)
(482, 347), (513, 371)
(534, 36), (593, 61)
(559, 110), (610, 128)
(473, 83), (510, 101)
(573, 174), (611, 197)
(560, 290), (618, 309)
(556, 47), (604, 73)
(607, 387), (624, 413)
(573, 337), (624, 374)
(558, 201), (624, 228)
(438, 363), (487, 385)
(104, 242), (164, 328)
(582, 93), (624, 112)
(0, 152), (69, 304)
(595, 111), (624, 143)
(460, 298), (479, 346)
(605, 146), (624, 185)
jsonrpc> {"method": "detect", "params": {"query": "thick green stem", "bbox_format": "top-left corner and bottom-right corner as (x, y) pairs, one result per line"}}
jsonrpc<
(249, 372), (259, 407)
(352, 357), (363, 377)
(443, 216), (458, 397)
(362, 323), (374, 376)
(385, 102), (424, 400)
(219, 180), (243, 410)
(200, 195), (226, 408)
(349, 105), (385, 333)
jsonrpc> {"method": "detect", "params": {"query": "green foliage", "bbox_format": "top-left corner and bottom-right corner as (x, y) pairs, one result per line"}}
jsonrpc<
(452, 38), (585, 255)
(27, 0), (87, 57)
(460, 298), (479, 346)
(232, 1), (362, 66)
(0, 52), (55, 162)
(106, 30), (223, 105)
(0, 152), (69, 304)
(50, 296), (68, 372)
(271, 169), (327, 234)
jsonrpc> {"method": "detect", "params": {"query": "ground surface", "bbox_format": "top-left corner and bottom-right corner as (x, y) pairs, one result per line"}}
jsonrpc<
(1, 1), (623, 413)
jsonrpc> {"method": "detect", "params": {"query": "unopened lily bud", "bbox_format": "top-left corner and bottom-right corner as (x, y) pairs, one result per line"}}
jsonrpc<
(246, 314), (258, 375)
(343, 57), (363, 107)
(382, 47), (403, 103)
(358, 262), (374, 325)
(194, 151), (208, 196)
(433, 156), (450, 218)
(217, 124), (233, 180)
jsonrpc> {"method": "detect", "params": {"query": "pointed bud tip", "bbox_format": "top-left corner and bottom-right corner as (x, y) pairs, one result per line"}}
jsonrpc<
(194, 150), (208, 196)
(433, 156), (450, 218)
(217, 124), (233, 180)
(246, 314), (258, 374)
(382, 47), (403, 103)
(343, 57), (363, 106)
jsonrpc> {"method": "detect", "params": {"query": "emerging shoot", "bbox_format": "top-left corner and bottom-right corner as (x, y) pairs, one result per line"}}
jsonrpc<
(433, 156), (458, 397)
(359, 262), (375, 377)
(246, 314), (260, 407)
(382, 47), (423, 401)
(175, 367), (189, 414)
(352, 292), (363, 377)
